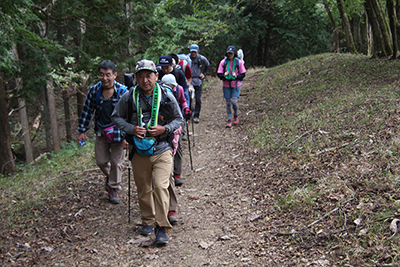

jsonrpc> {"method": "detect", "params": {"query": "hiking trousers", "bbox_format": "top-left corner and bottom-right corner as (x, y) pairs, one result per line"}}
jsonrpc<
(132, 150), (173, 230)
(193, 85), (203, 118)
(173, 135), (183, 175)
(169, 172), (178, 212)
(95, 135), (124, 190)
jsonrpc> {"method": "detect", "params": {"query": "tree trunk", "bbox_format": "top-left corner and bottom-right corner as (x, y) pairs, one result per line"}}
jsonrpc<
(323, 0), (339, 52)
(396, 0), (400, 49)
(46, 78), (61, 151)
(14, 45), (33, 163)
(366, 0), (393, 56)
(18, 93), (34, 163)
(42, 88), (52, 151)
(40, 20), (60, 151)
(63, 89), (72, 142)
(359, 12), (372, 55)
(351, 15), (363, 52)
(336, 0), (357, 53)
(76, 85), (86, 117)
(0, 75), (16, 175)
(365, 0), (386, 57)
(387, 0), (398, 59)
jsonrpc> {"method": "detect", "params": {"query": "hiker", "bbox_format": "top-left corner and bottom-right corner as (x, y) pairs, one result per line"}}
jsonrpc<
(169, 53), (193, 87)
(169, 53), (194, 141)
(217, 45), (246, 128)
(160, 74), (191, 224)
(111, 59), (184, 246)
(157, 54), (188, 103)
(188, 44), (210, 123)
(161, 74), (191, 186)
(77, 60), (128, 205)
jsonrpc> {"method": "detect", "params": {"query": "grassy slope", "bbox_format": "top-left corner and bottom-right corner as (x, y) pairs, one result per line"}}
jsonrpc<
(246, 53), (400, 265)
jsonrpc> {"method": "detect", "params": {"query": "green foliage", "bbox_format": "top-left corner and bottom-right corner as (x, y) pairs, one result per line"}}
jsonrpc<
(0, 0), (42, 76)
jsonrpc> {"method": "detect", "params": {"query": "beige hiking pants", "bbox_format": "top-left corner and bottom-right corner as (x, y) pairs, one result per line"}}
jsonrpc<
(132, 150), (173, 230)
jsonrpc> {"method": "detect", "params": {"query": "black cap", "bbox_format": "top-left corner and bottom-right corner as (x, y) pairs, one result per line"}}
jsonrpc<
(159, 55), (173, 66)
(226, 45), (236, 55)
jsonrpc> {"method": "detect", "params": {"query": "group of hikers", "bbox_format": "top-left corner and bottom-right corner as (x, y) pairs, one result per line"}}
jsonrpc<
(77, 44), (246, 246)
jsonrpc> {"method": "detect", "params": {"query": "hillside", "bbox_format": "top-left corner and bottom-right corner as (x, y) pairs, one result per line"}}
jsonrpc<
(1, 53), (400, 266)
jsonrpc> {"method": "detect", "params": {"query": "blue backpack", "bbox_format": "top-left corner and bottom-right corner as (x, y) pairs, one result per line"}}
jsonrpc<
(95, 82), (127, 106)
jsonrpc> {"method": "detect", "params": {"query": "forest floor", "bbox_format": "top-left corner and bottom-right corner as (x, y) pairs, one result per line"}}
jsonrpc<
(2, 57), (400, 266)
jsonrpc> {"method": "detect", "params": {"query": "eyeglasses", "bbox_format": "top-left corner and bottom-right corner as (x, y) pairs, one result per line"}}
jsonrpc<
(99, 73), (114, 78)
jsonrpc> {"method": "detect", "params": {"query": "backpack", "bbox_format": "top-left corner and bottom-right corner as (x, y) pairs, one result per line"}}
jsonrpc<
(95, 82), (127, 107)
(237, 49), (245, 64)
(187, 54), (203, 68)
(178, 54), (191, 70)
(158, 80), (179, 100)
(223, 57), (245, 82)
(223, 57), (240, 73)
(124, 73), (136, 89)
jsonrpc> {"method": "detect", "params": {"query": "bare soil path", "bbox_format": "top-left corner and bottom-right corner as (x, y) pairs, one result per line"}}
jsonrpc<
(1, 73), (330, 266)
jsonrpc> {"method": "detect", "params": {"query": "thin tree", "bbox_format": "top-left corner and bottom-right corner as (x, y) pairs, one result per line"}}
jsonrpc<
(14, 45), (34, 163)
(387, 0), (398, 59)
(0, 76), (16, 174)
(336, 0), (357, 53)
(323, 0), (339, 52)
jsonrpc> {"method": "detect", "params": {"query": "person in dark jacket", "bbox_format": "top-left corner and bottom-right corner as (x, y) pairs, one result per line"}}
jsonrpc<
(111, 59), (184, 246)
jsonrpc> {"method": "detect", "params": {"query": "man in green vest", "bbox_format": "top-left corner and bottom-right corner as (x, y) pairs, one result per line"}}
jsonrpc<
(112, 59), (183, 246)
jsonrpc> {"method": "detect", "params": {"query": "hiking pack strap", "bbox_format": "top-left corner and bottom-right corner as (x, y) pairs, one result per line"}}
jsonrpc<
(225, 58), (237, 80)
(133, 83), (161, 129)
(96, 82), (126, 106)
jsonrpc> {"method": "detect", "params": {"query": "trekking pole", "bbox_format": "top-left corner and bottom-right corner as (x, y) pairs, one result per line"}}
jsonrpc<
(186, 120), (193, 170)
(190, 88), (195, 147)
(127, 150), (132, 223)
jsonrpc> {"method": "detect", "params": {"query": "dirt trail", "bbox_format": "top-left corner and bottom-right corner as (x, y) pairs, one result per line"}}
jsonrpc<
(2, 73), (326, 267)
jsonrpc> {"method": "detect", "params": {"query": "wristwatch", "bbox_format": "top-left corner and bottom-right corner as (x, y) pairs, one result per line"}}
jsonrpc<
(164, 126), (171, 135)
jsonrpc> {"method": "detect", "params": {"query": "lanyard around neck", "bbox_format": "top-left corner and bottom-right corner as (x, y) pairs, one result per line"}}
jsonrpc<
(133, 83), (161, 129)
(225, 58), (236, 80)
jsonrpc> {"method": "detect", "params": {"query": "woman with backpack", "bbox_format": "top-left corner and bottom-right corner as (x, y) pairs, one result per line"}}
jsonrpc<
(217, 45), (246, 128)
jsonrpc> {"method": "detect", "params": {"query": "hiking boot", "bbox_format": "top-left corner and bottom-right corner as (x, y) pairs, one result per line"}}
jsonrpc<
(105, 176), (109, 192)
(226, 119), (232, 128)
(181, 132), (187, 141)
(233, 114), (239, 125)
(174, 174), (183, 186)
(139, 225), (154, 236)
(193, 117), (199, 123)
(168, 211), (178, 224)
(108, 187), (120, 204)
(155, 226), (168, 246)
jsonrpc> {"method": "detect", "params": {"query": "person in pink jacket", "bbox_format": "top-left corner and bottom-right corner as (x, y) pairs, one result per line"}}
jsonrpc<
(217, 45), (246, 128)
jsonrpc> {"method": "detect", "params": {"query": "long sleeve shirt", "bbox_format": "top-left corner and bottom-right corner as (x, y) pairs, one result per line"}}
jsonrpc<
(77, 81), (127, 142)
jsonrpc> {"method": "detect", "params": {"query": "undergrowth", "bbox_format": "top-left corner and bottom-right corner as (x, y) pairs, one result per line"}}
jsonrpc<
(247, 53), (400, 265)
(0, 141), (97, 228)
